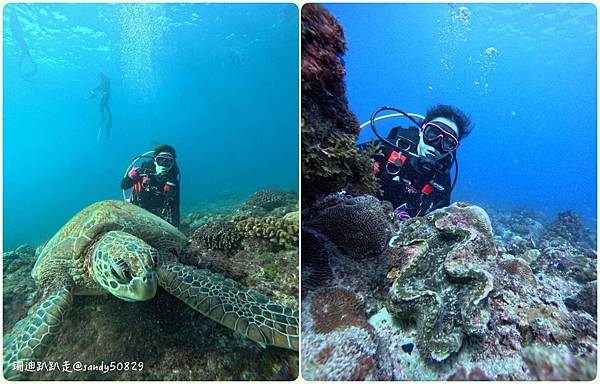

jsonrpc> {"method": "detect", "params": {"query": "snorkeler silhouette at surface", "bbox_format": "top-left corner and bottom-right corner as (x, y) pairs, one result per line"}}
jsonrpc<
(89, 72), (112, 140)
(9, 10), (37, 80)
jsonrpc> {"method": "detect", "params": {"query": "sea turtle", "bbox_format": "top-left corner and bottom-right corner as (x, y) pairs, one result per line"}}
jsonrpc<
(3, 200), (299, 379)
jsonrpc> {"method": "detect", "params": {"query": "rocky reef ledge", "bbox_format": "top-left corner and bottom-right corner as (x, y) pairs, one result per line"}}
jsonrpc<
(301, 196), (596, 380)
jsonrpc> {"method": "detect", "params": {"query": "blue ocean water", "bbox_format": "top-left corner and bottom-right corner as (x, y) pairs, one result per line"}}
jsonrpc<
(3, 3), (298, 251)
(325, 3), (597, 224)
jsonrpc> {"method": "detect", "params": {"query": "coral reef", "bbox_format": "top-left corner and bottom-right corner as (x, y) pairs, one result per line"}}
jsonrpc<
(301, 287), (389, 380)
(180, 198), (243, 235)
(237, 189), (298, 218)
(386, 203), (496, 362)
(541, 210), (596, 251)
(3, 245), (36, 275)
(522, 344), (597, 380)
(306, 194), (391, 259)
(234, 215), (299, 249)
(4, 190), (300, 380)
(190, 220), (242, 251)
(565, 280), (597, 318)
(3, 246), (38, 333)
(524, 211), (597, 291)
(242, 189), (287, 211)
(3, 247), (297, 380)
(302, 197), (597, 380)
(447, 366), (492, 380)
(301, 4), (380, 205)
(299, 4), (597, 379)
(300, 228), (333, 295)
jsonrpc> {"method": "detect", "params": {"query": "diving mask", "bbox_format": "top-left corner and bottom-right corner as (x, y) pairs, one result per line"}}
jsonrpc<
(421, 118), (459, 152)
(154, 152), (175, 175)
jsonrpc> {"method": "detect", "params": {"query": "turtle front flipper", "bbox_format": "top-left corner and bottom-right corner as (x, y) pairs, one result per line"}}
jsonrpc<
(3, 276), (74, 380)
(158, 262), (299, 351)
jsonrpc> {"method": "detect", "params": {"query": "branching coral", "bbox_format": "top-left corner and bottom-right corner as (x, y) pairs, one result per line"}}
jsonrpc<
(234, 215), (299, 248)
(385, 202), (496, 362)
(301, 4), (380, 205)
(190, 221), (242, 251)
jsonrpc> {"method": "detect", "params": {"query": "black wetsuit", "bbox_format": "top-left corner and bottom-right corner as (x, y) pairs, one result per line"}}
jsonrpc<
(9, 10), (37, 79)
(371, 126), (453, 217)
(94, 74), (112, 139)
(121, 161), (181, 227)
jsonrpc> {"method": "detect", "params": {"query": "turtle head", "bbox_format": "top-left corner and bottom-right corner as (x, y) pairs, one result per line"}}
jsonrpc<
(90, 230), (159, 302)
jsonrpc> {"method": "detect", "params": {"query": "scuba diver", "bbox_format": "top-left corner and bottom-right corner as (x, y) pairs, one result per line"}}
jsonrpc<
(121, 144), (181, 227)
(9, 9), (37, 80)
(367, 104), (472, 218)
(89, 72), (112, 140)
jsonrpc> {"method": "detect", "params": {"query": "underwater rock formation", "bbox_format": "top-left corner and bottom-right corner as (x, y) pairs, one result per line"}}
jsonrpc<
(3, 245), (36, 275)
(523, 344), (597, 380)
(533, 241), (596, 283)
(190, 220), (242, 251)
(301, 4), (379, 206)
(565, 280), (597, 318)
(385, 202), (496, 361)
(26, 290), (298, 381)
(183, 199), (299, 308)
(300, 228), (333, 295)
(306, 195), (391, 259)
(541, 210), (597, 251)
(3, 246), (37, 334)
(447, 366), (492, 380)
(301, 287), (388, 380)
(302, 198), (597, 380)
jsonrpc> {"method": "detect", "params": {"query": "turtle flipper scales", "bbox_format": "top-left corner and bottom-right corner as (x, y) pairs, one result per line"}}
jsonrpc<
(3, 276), (74, 380)
(158, 262), (299, 351)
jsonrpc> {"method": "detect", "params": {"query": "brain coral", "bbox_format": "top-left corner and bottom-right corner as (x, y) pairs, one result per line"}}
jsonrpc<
(306, 195), (390, 259)
(385, 202), (496, 362)
(190, 220), (242, 251)
(243, 189), (288, 211)
(301, 4), (380, 206)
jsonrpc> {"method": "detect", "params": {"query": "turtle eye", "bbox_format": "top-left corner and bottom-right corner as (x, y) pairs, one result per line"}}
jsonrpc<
(109, 264), (123, 282)
(110, 258), (132, 284)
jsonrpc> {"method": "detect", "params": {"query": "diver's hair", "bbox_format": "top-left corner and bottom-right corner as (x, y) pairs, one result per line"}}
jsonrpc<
(423, 104), (473, 140)
(154, 144), (176, 158)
